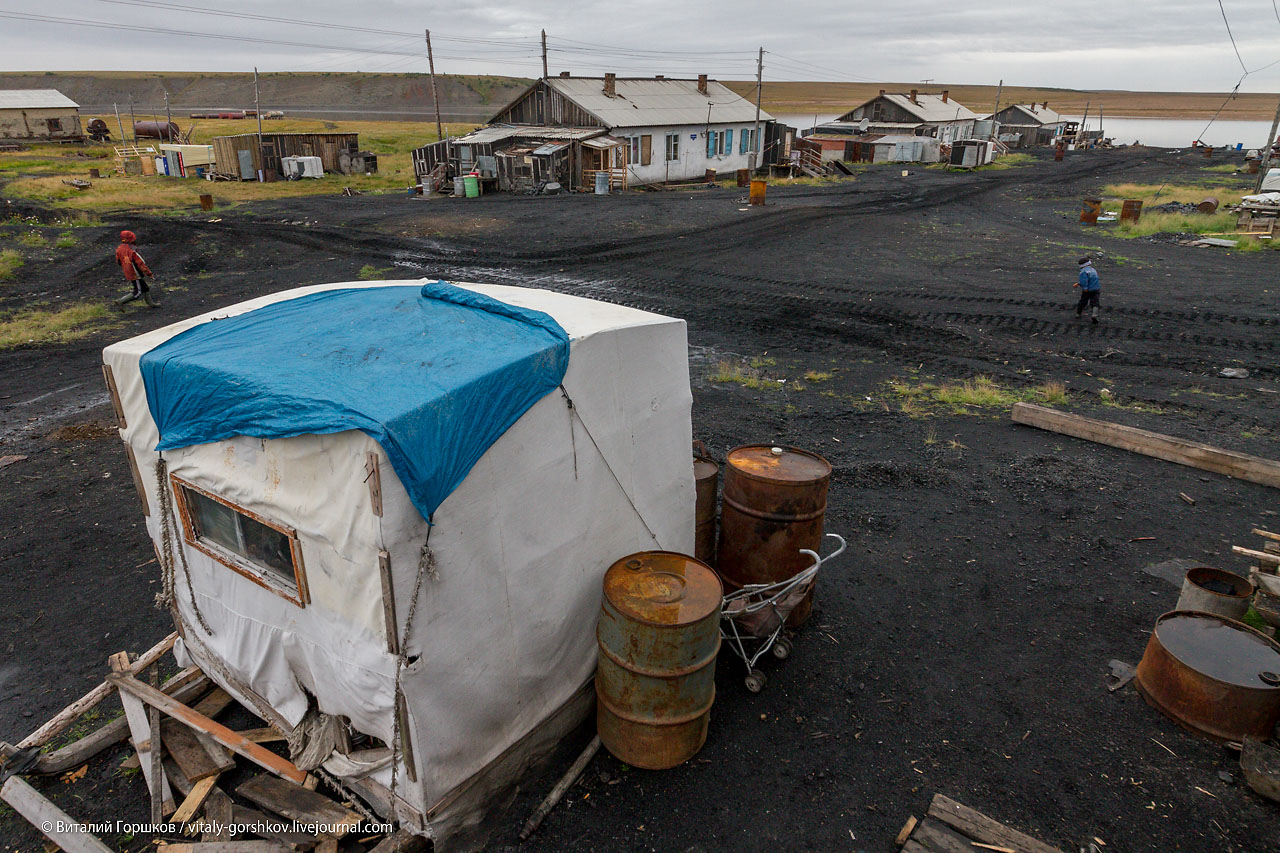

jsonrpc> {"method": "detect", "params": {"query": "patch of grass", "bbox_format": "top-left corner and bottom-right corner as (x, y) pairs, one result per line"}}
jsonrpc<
(357, 264), (392, 280)
(0, 248), (21, 280)
(981, 152), (1033, 170)
(1242, 607), (1268, 632)
(749, 355), (776, 369)
(15, 230), (47, 247)
(0, 302), (111, 349)
(884, 375), (1071, 416)
(1202, 163), (1243, 173)
(935, 375), (1018, 408)
(804, 370), (833, 382)
(1099, 388), (1163, 413)
(923, 426), (939, 445)
(1114, 211), (1236, 238)
(708, 360), (783, 391)
(54, 231), (77, 248)
(1033, 381), (1068, 405)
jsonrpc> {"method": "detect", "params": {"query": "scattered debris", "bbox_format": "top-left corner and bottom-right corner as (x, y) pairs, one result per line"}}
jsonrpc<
(1241, 737), (1280, 802)
(520, 735), (601, 840)
(0, 454), (28, 468)
(1179, 492), (1196, 506)
(1106, 660), (1137, 692)
(1183, 237), (1238, 248)
(1219, 368), (1250, 379)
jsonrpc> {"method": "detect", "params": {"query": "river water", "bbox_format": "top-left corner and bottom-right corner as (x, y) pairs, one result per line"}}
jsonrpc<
(775, 113), (1275, 150)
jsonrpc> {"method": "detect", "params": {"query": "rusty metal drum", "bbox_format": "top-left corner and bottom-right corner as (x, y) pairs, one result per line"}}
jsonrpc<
(596, 551), (722, 770)
(693, 456), (719, 566)
(1080, 197), (1102, 224)
(1135, 610), (1280, 743)
(716, 445), (831, 626)
(1197, 197), (1220, 214)
(1120, 199), (1143, 224)
(1176, 567), (1253, 621)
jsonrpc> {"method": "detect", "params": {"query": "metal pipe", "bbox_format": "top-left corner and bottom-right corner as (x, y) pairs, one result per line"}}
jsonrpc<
(519, 735), (600, 840)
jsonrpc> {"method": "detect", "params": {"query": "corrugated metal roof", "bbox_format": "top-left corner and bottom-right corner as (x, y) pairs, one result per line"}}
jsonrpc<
(843, 93), (977, 124)
(455, 125), (607, 144)
(544, 77), (771, 128)
(993, 103), (1064, 125)
(0, 89), (79, 110)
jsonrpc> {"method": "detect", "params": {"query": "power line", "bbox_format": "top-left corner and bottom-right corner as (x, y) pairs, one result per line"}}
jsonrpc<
(1217, 0), (1249, 74)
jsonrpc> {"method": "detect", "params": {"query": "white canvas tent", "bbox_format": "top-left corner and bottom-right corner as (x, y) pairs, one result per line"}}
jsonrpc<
(102, 280), (695, 847)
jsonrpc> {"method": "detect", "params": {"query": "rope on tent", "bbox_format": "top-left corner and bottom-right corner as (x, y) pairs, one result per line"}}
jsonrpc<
(389, 522), (433, 804)
(153, 456), (212, 635)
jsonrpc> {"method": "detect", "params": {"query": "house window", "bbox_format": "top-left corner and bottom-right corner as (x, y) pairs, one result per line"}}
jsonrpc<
(706, 130), (717, 158)
(46, 118), (62, 132)
(627, 135), (641, 165)
(665, 132), (679, 161)
(722, 129), (733, 155)
(171, 475), (309, 606)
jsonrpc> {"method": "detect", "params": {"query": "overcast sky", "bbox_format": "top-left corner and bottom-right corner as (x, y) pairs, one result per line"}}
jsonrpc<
(2, 0), (1279, 94)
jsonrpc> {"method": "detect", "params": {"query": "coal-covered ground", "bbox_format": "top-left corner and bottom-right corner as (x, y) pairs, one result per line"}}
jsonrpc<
(2, 148), (1279, 852)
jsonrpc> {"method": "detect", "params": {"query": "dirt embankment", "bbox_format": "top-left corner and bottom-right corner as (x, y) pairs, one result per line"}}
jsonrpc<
(0, 71), (532, 121)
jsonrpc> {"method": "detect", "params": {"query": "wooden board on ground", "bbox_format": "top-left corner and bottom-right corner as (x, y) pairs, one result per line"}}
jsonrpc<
(237, 727), (287, 744)
(898, 794), (1063, 853)
(200, 787), (235, 841)
(0, 775), (113, 853)
(162, 718), (236, 783)
(231, 803), (321, 851)
(1011, 402), (1280, 489)
(172, 775), (219, 824)
(107, 653), (175, 816)
(236, 774), (362, 838)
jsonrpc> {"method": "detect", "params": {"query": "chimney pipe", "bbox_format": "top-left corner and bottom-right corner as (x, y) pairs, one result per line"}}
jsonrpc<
(603, 72), (616, 96)
(655, 74), (664, 79)
(697, 74), (708, 95)
(559, 71), (570, 78)
(941, 90), (948, 103)
(1042, 101), (1049, 110)
(910, 89), (918, 104)
(879, 89), (886, 96)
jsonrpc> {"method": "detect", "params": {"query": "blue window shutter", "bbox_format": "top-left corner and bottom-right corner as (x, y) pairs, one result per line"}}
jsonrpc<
(707, 131), (715, 158)
(740, 128), (749, 153)
(724, 129), (732, 155)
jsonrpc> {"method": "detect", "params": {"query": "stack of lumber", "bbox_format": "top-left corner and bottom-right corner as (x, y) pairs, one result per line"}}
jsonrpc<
(1237, 528), (1280, 630)
(896, 794), (1064, 853)
(0, 633), (424, 853)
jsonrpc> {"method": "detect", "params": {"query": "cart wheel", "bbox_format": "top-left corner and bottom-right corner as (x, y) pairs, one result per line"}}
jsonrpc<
(772, 638), (793, 660)
(745, 670), (766, 693)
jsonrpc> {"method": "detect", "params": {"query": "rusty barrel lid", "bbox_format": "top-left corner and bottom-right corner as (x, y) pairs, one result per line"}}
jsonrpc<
(694, 456), (719, 483)
(1152, 611), (1280, 690)
(603, 551), (722, 628)
(724, 444), (831, 485)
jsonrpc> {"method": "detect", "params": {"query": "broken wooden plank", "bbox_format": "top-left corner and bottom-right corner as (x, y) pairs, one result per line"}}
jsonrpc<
(163, 719), (233, 784)
(1254, 528), (1280, 543)
(1234, 546), (1280, 564)
(231, 803), (321, 851)
(108, 653), (175, 816)
(172, 775), (219, 824)
(102, 363), (127, 429)
(0, 775), (114, 853)
(191, 687), (235, 719)
(927, 794), (1063, 853)
(1011, 402), (1280, 489)
(108, 671), (308, 784)
(16, 632), (177, 750)
(910, 816), (979, 853)
(895, 815), (919, 846)
(149, 666), (165, 823)
(200, 787), (234, 841)
(236, 727), (287, 744)
(236, 775), (362, 838)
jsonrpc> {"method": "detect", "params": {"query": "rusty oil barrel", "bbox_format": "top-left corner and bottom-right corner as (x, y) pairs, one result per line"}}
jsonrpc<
(1054, 141), (1065, 161)
(736, 168), (750, 187)
(1175, 567), (1253, 621)
(716, 445), (831, 626)
(1120, 199), (1143, 224)
(596, 551), (721, 769)
(693, 456), (719, 566)
(750, 179), (767, 206)
(1079, 197), (1101, 224)
(1134, 610), (1280, 743)
(1197, 197), (1220, 214)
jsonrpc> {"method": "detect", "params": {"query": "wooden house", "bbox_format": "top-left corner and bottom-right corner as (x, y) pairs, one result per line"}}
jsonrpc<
(0, 89), (83, 142)
(212, 132), (360, 180)
(836, 90), (978, 145)
(989, 103), (1072, 147)
(414, 73), (776, 191)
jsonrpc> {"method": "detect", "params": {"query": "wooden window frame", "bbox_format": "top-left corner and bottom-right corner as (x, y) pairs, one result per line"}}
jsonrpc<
(169, 474), (310, 607)
(665, 132), (679, 162)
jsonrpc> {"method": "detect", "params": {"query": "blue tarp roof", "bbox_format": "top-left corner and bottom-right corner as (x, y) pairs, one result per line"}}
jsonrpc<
(139, 282), (570, 521)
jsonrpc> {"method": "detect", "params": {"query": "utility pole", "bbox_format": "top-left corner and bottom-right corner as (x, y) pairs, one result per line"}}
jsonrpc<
(164, 91), (172, 141)
(129, 99), (137, 143)
(426, 30), (444, 142)
(751, 46), (763, 170)
(1253, 95), (1280, 194)
(1075, 100), (1090, 147)
(1097, 103), (1104, 140)
(541, 29), (548, 80)
(991, 79), (1003, 118)
(254, 67), (263, 181)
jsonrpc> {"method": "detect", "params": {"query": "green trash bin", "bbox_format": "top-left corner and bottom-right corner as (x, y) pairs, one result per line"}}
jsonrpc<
(463, 174), (480, 198)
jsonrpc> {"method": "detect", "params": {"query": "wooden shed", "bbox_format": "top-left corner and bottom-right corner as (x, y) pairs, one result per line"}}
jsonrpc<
(0, 89), (83, 142)
(212, 132), (359, 180)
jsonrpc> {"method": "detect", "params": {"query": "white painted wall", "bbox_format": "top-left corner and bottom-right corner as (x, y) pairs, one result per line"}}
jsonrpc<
(611, 122), (763, 184)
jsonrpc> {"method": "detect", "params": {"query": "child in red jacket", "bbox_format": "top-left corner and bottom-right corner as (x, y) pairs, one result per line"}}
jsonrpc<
(114, 230), (158, 307)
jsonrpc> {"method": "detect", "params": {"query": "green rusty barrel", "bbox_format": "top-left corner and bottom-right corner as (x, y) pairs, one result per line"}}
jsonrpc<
(596, 551), (722, 770)
(716, 445), (832, 626)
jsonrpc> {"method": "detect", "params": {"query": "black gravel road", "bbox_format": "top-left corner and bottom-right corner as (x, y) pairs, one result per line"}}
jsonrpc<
(2, 147), (1278, 852)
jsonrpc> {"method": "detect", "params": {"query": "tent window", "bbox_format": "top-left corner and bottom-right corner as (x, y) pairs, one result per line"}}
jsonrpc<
(171, 476), (308, 606)
(46, 118), (62, 132)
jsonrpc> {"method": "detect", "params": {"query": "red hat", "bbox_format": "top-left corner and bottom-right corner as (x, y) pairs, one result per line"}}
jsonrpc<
(120, 230), (137, 243)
